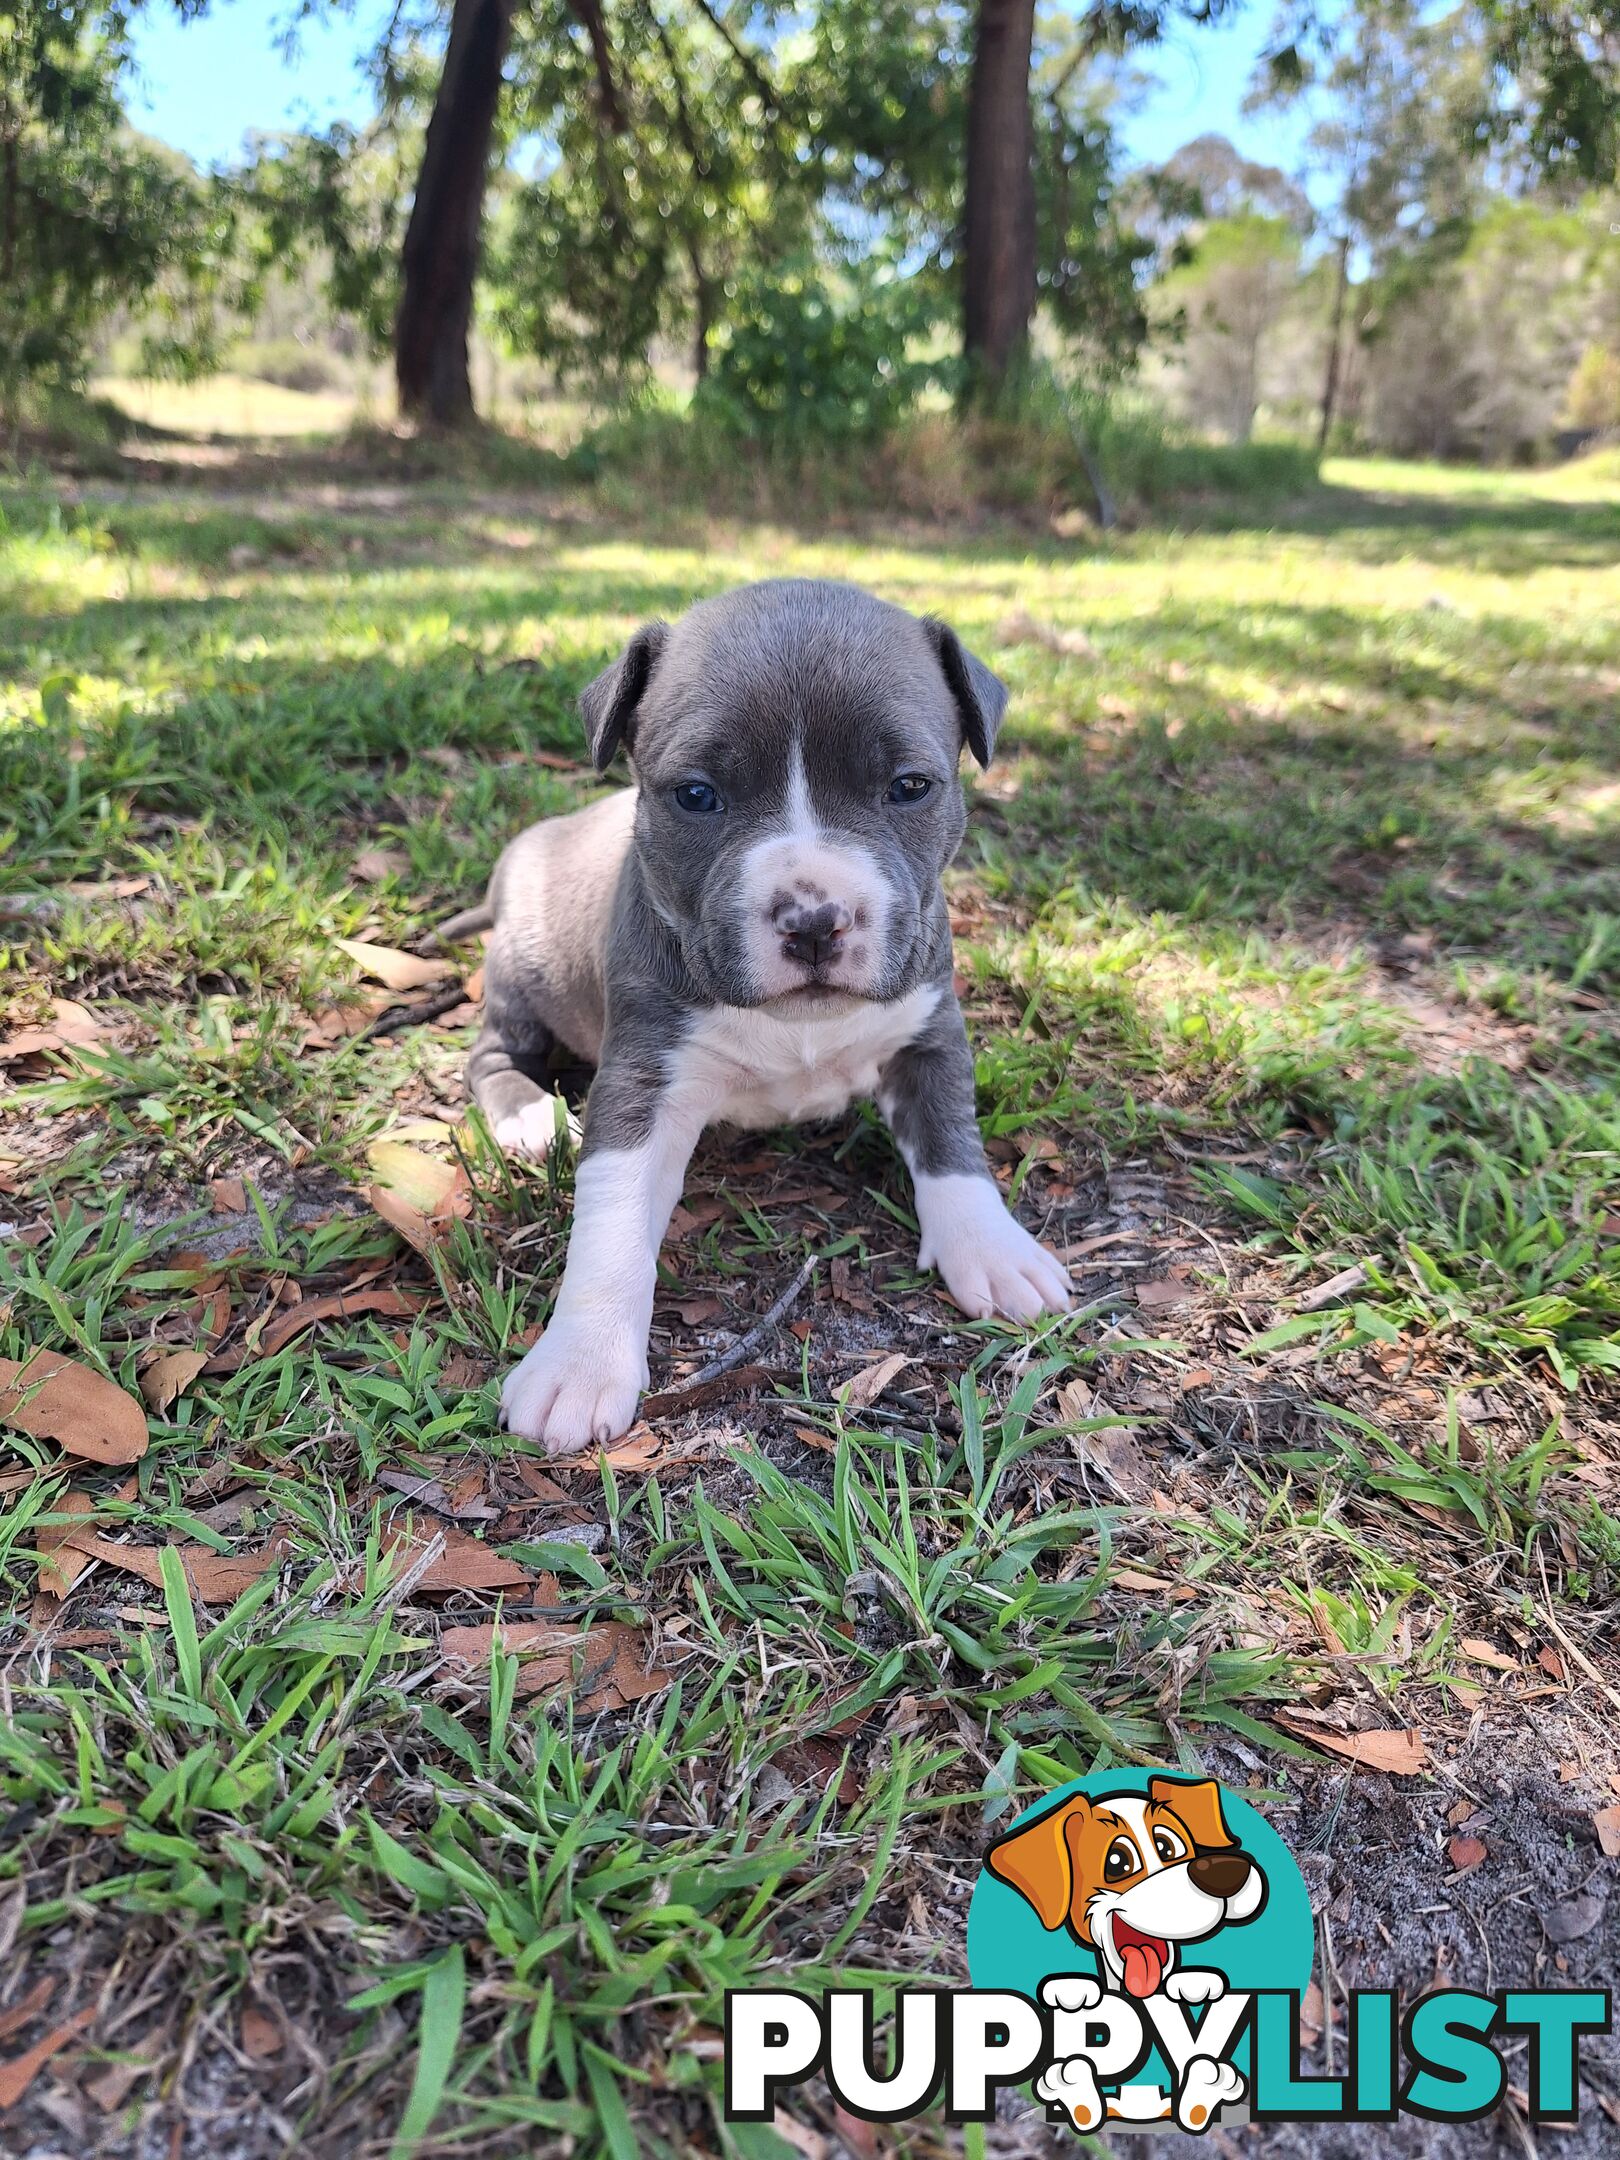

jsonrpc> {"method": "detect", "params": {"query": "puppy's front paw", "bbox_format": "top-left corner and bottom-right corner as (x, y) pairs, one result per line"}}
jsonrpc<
(915, 1175), (1072, 1323)
(1037, 2054), (1105, 2133)
(1176, 2056), (1244, 2132)
(1040, 1974), (1103, 2014)
(499, 1317), (646, 1453)
(1164, 1969), (1226, 2006)
(492, 1095), (576, 1159)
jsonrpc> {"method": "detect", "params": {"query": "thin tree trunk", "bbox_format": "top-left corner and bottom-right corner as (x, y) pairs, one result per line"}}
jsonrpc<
(395, 0), (515, 429)
(687, 237), (713, 381)
(1317, 230), (1352, 453)
(962, 0), (1037, 399)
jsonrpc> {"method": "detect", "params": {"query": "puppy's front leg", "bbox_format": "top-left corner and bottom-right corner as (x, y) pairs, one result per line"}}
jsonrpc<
(879, 995), (1071, 1323)
(500, 1063), (701, 1453)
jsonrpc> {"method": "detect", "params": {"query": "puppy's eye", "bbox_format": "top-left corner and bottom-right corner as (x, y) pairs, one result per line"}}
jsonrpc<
(673, 781), (723, 814)
(1153, 1828), (1187, 1864)
(1104, 1837), (1139, 1882)
(887, 772), (932, 804)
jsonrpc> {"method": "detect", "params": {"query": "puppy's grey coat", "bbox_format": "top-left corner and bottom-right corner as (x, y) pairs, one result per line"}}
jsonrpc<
(463, 579), (1071, 1451)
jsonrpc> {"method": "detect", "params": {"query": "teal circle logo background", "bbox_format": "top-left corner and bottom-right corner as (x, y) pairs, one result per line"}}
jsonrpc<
(967, 1772), (1314, 2035)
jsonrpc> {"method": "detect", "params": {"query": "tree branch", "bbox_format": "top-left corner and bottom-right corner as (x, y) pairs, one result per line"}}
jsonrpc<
(564, 0), (628, 131)
(683, 0), (784, 116)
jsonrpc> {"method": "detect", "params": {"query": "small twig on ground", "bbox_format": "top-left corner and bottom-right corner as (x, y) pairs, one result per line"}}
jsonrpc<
(358, 984), (471, 1044)
(680, 1251), (820, 1391)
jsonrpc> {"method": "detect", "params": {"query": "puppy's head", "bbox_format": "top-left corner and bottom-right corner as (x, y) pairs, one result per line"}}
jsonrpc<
(987, 1778), (1267, 2000)
(579, 579), (1007, 1010)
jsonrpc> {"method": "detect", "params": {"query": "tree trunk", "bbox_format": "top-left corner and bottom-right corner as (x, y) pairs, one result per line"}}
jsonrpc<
(962, 0), (1037, 399)
(1317, 230), (1352, 453)
(687, 237), (713, 382)
(395, 0), (514, 429)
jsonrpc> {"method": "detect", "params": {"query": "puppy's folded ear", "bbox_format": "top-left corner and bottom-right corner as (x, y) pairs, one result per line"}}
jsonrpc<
(925, 619), (1009, 769)
(1149, 1776), (1236, 1852)
(986, 1794), (1089, 1933)
(580, 621), (668, 772)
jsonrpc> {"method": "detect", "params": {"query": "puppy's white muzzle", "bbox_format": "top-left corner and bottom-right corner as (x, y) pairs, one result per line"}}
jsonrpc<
(735, 825), (894, 1001)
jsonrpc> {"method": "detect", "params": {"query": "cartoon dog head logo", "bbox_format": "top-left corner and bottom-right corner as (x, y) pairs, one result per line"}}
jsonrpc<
(986, 1775), (1268, 2000)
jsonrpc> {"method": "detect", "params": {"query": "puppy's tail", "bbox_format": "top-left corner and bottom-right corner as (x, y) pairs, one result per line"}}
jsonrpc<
(432, 900), (494, 947)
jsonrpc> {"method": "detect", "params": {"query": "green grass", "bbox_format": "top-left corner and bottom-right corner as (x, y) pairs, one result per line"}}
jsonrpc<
(1, 444), (1617, 2154)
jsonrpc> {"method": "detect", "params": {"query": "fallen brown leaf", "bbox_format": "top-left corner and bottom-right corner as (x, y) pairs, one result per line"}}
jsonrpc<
(0, 998), (104, 1064)
(34, 1490), (96, 1600)
(1447, 1835), (1488, 1872)
(442, 1614), (676, 1707)
(670, 1295), (725, 1326)
(377, 1467), (498, 1521)
(1110, 1568), (1196, 1600)
(334, 937), (451, 992)
(1594, 1805), (1620, 1859)
(0, 2004), (95, 2110)
(208, 1176), (248, 1213)
(138, 1349), (209, 1413)
(352, 848), (408, 884)
(637, 1363), (771, 1424)
(0, 1351), (148, 1466)
(1136, 1277), (1194, 1312)
(239, 2003), (282, 2060)
(386, 1522), (529, 1593)
(0, 1977), (56, 2045)
(1544, 1888), (1607, 1945)
(1459, 1636), (1519, 1673)
(64, 1531), (294, 1603)
(252, 1285), (424, 1360)
(85, 2049), (156, 2113)
(840, 1353), (912, 1410)
(1275, 1719), (1429, 1775)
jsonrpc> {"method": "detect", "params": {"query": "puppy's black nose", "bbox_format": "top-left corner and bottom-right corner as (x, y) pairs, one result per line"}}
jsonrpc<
(775, 898), (851, 969)
(1189, 1849), (1252, 1899)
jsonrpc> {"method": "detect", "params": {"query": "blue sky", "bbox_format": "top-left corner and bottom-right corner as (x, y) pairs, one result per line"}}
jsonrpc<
(126, 1), (1314, 189)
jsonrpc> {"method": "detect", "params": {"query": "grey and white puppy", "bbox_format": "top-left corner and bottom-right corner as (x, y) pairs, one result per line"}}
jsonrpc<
(459, 578), (1072, 1453)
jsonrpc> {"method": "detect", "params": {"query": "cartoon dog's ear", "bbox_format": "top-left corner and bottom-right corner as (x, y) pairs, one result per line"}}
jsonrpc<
(1150, 1777), (1236, 1851)
(580, 621), (668, 772)
(986, 1796), (1089, 1931)
(924, 619), (1008, 770)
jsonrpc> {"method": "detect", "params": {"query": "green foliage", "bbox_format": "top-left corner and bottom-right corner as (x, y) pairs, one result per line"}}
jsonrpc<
(697, 261), (940, 440)
(0, 0), (227, 411)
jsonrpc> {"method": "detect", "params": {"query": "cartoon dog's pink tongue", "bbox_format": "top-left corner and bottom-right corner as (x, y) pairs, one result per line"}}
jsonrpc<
(1113, 1917), (1170, 1998)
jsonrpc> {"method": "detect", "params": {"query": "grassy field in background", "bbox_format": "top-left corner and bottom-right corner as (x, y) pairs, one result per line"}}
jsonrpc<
(0, 443), (1617, 2157)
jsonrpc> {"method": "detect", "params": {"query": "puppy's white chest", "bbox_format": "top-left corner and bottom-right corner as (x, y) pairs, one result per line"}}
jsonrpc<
(673, 987), (940, 1129)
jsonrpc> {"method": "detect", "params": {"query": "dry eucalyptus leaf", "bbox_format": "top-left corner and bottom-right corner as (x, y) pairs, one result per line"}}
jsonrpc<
(1276, 1719), (1429, 1776)
(841, 1353), (912, 1409)
(34, 1490), (97, 1600)
(0, 997), (105, 1064)
(352, 848), (408, 884)
(334, 937), (450, 992)
(0, 1352), (148, 1466)
(138, 1350), (209, 1413)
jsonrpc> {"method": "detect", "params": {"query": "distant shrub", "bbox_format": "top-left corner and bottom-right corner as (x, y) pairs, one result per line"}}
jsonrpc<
(570, 371), (1320, 524)
(229, 339), (350, 394)
(1564, 343), (1620, 432)
(696, 263), (940, 443)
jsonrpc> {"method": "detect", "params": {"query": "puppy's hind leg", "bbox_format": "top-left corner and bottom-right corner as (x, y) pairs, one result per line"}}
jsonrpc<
(467, 947), (574, 1159)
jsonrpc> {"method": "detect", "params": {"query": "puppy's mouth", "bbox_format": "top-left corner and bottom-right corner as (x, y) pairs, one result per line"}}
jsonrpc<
(768, 979), (872, 1009)
(1112, 1915), (1171, 1999)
